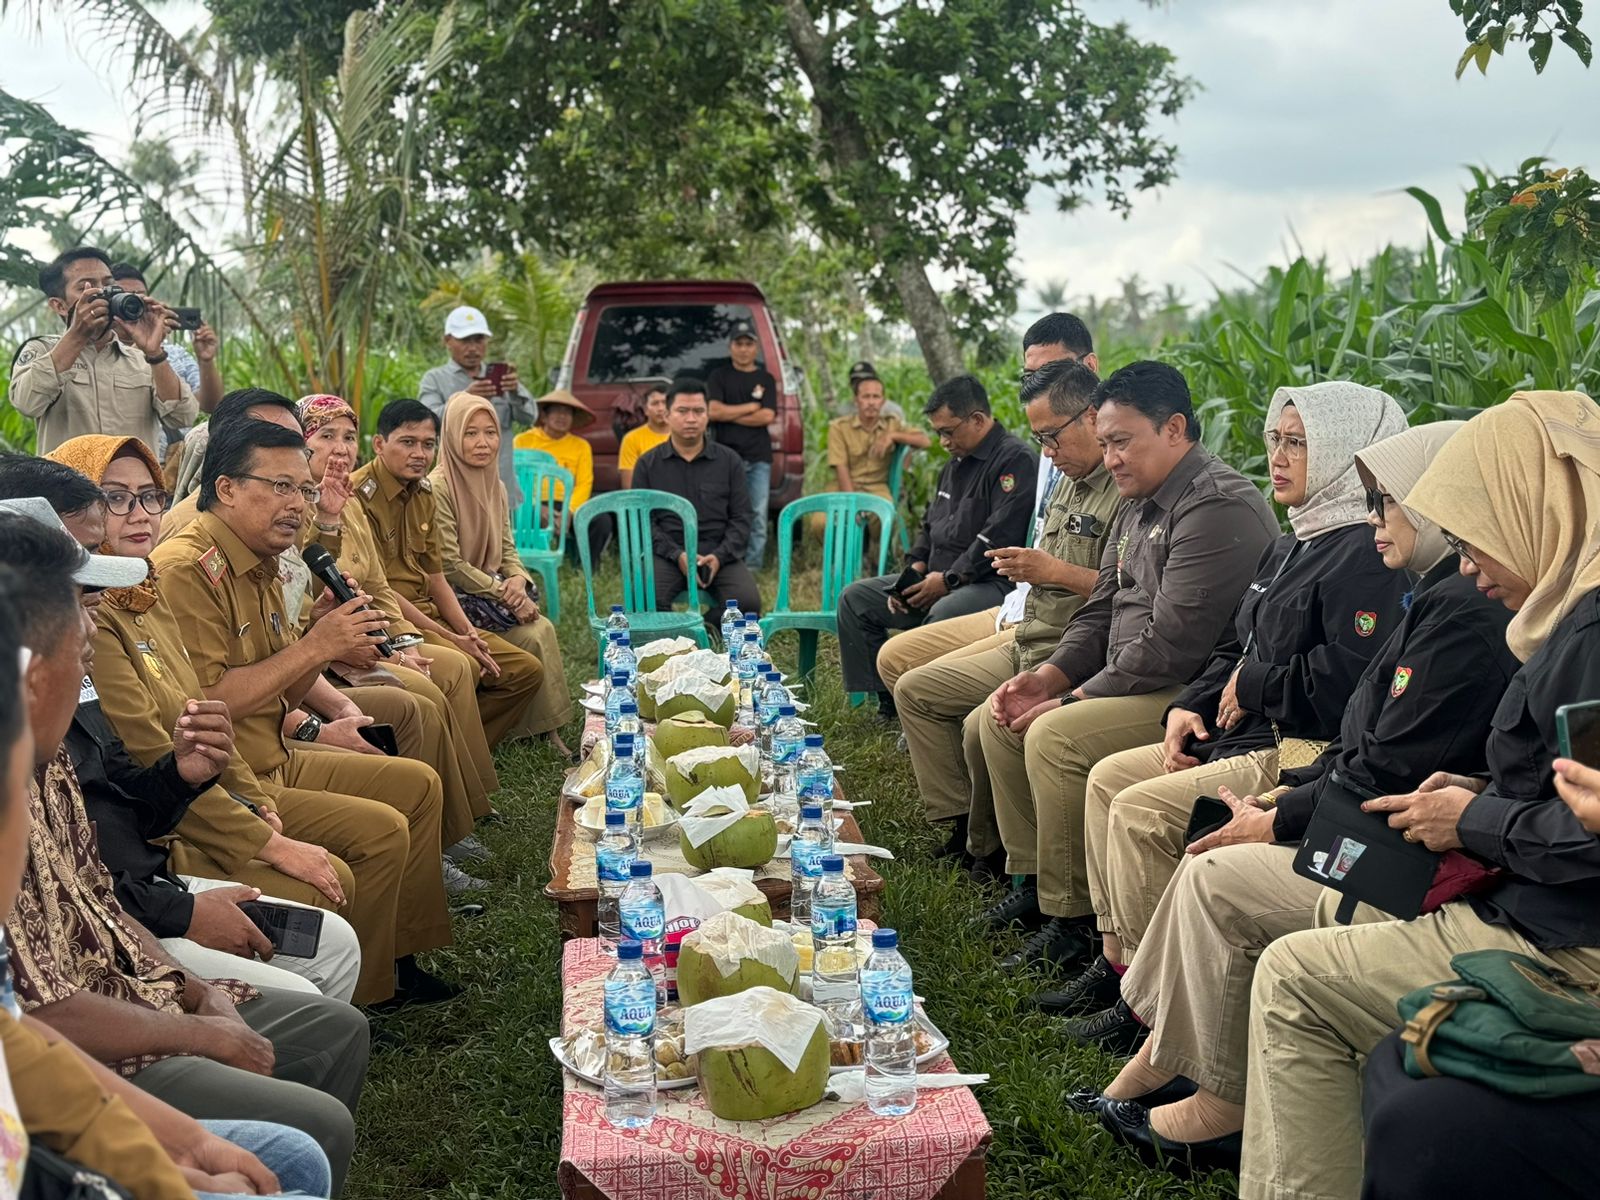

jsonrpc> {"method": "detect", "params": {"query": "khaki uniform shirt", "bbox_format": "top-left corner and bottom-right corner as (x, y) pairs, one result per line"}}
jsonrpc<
(826, 414), (903, 493)
(349, 457), (442, 618)
(310, 500), (423, 637)
(428, 471), (532, 601)
(1010, 464), (1122, 671)
(92, 590), (279, 865)
(8, 334), (196, 455)
(150, 512), (299, 776)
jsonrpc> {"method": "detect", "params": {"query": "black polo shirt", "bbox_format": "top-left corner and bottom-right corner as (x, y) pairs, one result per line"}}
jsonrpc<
(633, 437), (754, 566)
(706, 364), (778, 464)
(907, 419), (1037, 584)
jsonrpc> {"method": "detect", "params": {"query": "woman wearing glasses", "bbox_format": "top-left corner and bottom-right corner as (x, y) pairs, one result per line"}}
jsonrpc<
(1060, 384), (1409, 1044)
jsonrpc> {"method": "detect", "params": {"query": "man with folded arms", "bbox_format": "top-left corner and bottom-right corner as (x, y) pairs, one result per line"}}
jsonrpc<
(895, 359), (1119, 873)
(153, 417), (456, 1008)
(1, 511), (367, 1190)
(978, 361), (1277, 987)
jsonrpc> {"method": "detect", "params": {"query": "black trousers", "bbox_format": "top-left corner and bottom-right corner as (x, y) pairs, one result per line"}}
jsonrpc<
(651, 555), (761, 627)
(1361, 1030), (1600, 1199)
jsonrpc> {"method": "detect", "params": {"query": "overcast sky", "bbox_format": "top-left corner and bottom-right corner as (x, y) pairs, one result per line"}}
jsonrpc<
(3, 0), (1596, 308)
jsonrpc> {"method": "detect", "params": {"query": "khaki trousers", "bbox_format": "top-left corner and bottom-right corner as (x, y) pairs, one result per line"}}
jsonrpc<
(1084, 742), (1281, 954)
(894, 636), (1016, 855)
(1240, 900), (1600, 1200)
(342, 680), (477, 848)
(492, 614), (573, 738)
(412, 640), (500, 804)
(167, 843), (357, 916)
(263, 749), (451, 1004)
(876, 608), (1001, 694)
(421, 629), (544, 746)
(982, 689), (1179, 918)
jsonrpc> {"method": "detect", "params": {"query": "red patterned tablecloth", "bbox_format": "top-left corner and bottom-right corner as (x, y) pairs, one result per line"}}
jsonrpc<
(556, 938), (992, 1200)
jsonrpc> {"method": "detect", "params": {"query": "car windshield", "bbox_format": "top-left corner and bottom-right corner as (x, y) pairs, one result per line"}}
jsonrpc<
(584, 303), (763, 382)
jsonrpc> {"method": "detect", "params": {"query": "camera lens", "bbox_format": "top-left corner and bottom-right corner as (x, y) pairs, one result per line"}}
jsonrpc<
(104, 287), (145, 323)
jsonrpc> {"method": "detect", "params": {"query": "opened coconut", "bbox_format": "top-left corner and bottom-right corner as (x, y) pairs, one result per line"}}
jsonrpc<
(653, 711), (730, 761)
(635, 636), (699, 676)
(654, 676), (737, 727)
(677, 911), (800, 1006)
(686, 988), (831, 1121)
(678, 784), (777, 870)
(638, 650), (732, 720)
(695, 869), (772, 926)
(664, 745), (759, 807)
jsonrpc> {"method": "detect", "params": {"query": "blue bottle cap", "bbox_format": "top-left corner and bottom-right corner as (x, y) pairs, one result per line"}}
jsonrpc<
(614, 733), (634, 748)
(821, 854), (844, 872)
(744, 611), (758, 620)
(871, 928), (898, 950)
(725, 599), (740, 608)
(620, 700), (638, 714)
(616, 939), (643, 959)
(779, 703), (796, 717)
(610, 671), (629, 684)
(804, 733), (824, 748)
(610, 604), (624, 613)
(800, 803), (823, 820)
(609, 629), (624, 641)
(605, 811), (626, 827)
(629, 861), (653, 878)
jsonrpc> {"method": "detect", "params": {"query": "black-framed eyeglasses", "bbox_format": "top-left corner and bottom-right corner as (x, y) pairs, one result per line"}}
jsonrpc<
(930, 413), (977, 442)
(1030, 406), (1091, 450)
(230, 474), (321, 505)
(103, 488), (172, 516)
(1364, 487), (1393, 517)
(1442, 531), (1478, 566)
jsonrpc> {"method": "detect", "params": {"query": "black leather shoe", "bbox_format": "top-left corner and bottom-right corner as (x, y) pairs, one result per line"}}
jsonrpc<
(979, 884), (1045, 932)
(1098, 1096), (1242, 1175)
(1000, 916), (1094, 971)
(1062, 1000), (1146, 1055)
(1036, 954), (1122, 1014)
(966, 848), (1010, 884)
(1065, 1076), (1196, 1119)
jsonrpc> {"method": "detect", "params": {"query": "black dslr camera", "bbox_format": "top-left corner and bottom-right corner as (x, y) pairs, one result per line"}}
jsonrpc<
(89, 285), (146, 323)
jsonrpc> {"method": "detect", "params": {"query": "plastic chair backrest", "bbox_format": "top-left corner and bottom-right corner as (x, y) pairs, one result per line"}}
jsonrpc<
(771, 492), (896, 613)
(514, 447), (559, 470)
(886, 442), (910, 502)
(576, 489), (701, 618)
(512, 456), (574, 555)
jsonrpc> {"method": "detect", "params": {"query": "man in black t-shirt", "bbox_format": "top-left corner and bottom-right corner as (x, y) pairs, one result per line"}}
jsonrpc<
(706, 321), (778, 569)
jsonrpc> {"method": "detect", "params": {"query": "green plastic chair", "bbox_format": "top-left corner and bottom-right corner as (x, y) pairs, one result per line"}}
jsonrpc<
(759, 493), (896, 683)
(512, 451), (573, 621)
(576, 489), (710, 673)
(885, 442), (914, 554)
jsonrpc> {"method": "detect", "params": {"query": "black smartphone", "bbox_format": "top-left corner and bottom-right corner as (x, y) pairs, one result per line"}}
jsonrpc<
(889, 565), (925, 599)
(1557, 700), (1600, 762)
(697, 562), (715, 587)
(1184, 795), (1231, 845)
(238, 901), (324, 958)
(358, 722), (399, 756)
(172, 306), (203, 331)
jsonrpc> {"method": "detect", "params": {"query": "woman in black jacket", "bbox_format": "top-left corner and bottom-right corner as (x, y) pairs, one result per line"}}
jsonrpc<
(1239, 390), (1600, 1200)
(1063, 383), (1408, 1034)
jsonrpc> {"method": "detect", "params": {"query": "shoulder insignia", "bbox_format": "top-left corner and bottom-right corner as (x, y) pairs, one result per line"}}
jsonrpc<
(358, 477), (377, 499)
(1390, 666), (1413, 698)
(999, 473), (1016, 493)
(1355, 611), (1378, 638)
(198, 546), (227, 587)
(417, 477), (433, 493)
(14, 337), (54, 367)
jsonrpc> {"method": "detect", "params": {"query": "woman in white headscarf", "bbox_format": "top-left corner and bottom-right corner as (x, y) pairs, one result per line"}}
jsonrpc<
(1054, 383), (1410, 1032)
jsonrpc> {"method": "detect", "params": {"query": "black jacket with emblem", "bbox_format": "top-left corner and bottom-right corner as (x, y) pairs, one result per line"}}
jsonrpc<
(1175, 524), (1409, 764)
(906, 420), (1036, 585)
(1272, 558), (1518, 842)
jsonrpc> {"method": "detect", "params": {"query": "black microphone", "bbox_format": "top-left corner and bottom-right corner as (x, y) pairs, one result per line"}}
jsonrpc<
(303, 543), (393, 657)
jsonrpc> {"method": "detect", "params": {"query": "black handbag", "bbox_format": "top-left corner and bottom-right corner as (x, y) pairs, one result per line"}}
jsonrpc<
(21, 1143), (133, 1200)
(1292, 769), (1438, 922)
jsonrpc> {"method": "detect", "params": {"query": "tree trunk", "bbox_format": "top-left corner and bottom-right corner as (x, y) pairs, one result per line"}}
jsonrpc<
(779, 0), (964, 383)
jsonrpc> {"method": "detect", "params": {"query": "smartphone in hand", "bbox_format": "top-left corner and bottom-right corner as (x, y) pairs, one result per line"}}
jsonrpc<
(485, 362), (510, 395)
(357, 722), (399, 756)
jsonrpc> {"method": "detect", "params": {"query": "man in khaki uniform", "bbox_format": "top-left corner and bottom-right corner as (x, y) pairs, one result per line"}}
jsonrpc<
(807, 374), (931, 555)
(874, 312), (1096, 692)
(977, 362), (1278, 983)
(896, 360), (1119, 870)
(9, 246), (197, 454)
(152, 416), (455, 1007)
(350, 399), (542, 746)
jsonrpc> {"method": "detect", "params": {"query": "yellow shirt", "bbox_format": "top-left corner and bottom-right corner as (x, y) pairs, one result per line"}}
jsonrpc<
(512, 427), (594, 510)
(617, 424), (670, 475)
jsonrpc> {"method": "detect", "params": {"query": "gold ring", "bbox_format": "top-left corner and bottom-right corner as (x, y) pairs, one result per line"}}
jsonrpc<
(1403, 828), (1418, 843)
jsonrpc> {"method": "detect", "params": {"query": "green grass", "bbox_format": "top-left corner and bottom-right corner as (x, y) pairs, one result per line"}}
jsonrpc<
(345, 559), (1235, 1199)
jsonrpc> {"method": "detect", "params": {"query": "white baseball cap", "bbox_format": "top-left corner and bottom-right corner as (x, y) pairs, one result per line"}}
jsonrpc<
(444, 305), (493, 339)
(0, 496), (149, 589)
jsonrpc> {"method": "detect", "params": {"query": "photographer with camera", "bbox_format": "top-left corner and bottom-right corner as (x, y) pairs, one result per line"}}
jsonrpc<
(111, 262), (223, 412)
(9, 246), (197, 454)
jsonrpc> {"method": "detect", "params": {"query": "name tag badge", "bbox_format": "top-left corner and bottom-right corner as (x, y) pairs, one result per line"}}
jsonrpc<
(270, 612), (283, 637)
(937, 490), (953, 500)
(135, 641), (165, 680)
(79, 676), (98, 705)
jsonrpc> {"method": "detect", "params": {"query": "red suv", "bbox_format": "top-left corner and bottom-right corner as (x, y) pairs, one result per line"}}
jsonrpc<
(554, 280), (807, 509)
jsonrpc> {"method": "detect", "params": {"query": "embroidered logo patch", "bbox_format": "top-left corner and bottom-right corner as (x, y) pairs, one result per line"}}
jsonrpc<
(1355, 611), (1377, 638)
(999, 473), (1016, 493)
(198, 546), (227, 587)
(1391, 667), (1413, 698)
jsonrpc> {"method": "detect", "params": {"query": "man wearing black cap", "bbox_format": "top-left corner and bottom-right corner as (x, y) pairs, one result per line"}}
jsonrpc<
(706, 322), (778, 570)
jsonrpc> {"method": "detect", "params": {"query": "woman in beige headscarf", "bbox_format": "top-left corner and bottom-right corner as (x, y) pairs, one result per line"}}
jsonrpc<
(1238, 392), (1600, 1200)
(431, 392), (574, 754)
